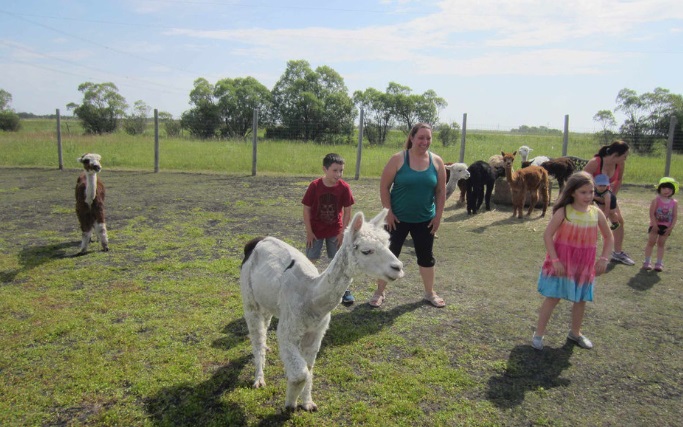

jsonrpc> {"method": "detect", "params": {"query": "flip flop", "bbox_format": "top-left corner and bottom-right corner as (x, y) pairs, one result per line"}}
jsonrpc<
(424, 293), (445, 308)
(369, 292), (385, 308)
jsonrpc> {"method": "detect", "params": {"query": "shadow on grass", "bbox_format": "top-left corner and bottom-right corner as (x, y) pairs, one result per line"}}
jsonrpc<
(627, 269), (661, 291)
(1, 241), (80, 284)
(468, 215), (524, 234)
(486, 341), (575, 408)
(143, 355), (278, 426)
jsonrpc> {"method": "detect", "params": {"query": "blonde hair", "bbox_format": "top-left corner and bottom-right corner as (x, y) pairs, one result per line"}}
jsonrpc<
(552, 171), (595, 214)
(404, 123), (432, 150)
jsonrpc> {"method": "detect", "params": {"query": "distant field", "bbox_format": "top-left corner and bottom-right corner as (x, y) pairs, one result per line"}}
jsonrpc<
(1, 119), (680, 184)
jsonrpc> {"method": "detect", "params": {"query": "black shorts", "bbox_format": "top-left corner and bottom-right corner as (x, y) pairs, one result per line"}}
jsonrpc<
(648, 225), (668, 235)
(387, 220), (436, 268)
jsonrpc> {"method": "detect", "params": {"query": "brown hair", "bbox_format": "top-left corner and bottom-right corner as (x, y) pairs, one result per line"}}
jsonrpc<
(595, 140), (630, 158)
(404, 123), (432, 150)
(552, 171), (595, 214)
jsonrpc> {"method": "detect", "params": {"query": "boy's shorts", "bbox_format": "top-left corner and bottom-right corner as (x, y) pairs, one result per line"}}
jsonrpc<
(306, 236), (339, 260)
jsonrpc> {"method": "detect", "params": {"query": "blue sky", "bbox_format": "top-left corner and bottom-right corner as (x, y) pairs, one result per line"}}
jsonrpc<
(1, 0), (682, 131)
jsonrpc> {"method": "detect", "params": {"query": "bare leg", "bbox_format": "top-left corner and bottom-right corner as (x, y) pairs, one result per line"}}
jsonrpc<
(535, 297), (561, 336)
(613, 209), (625, 253)
(656, 235), (668, 262)
(420, 266), (436, 296)
(570, 301), (586, 337)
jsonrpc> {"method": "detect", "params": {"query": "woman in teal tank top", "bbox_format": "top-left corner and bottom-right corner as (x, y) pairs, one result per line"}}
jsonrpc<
(369, 123), (448, 308)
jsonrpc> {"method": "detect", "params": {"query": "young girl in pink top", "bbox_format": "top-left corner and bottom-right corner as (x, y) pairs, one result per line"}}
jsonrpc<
(532, 172), (614, 351)
(643, 177), (679, 272)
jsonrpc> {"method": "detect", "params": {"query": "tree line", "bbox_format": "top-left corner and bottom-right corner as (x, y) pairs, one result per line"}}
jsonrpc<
(1, 60), (682, 152)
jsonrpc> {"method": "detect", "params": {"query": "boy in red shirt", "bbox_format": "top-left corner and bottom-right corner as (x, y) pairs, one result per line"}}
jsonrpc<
(302, 153), (355, 305)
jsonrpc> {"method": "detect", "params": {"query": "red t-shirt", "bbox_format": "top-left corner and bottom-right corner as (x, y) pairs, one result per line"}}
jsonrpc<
(302, 178), (355, 238)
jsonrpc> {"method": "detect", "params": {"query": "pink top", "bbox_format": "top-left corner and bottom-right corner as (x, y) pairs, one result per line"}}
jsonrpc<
(654, 197), (677, 227)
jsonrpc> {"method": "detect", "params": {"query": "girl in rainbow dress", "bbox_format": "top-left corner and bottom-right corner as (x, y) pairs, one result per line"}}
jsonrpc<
(532, 172), (614, 350)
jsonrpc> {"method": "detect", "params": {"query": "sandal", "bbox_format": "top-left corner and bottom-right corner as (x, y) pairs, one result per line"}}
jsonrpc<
(424, 293), (446, 308)
(369, 292), (385, 308)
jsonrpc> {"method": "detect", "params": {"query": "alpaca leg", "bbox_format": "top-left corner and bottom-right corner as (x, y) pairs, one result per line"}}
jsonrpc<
(278, 329), (310, 410)
(297, 321), (329, 412)
(527, 191), (538, 216)
(80, 229), (93, 253)
(95, 222), (109, 251)
(244, 311), (269, 388)
(484, 183), (493, 210)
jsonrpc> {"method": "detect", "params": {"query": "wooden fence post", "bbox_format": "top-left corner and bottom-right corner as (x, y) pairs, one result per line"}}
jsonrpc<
(355, 109), (364, 180)
(459, 113), (467, 163)
(56, 109), (63, 170)
(252, 109), (258, 176)
(665, 115), (677, 177)
(154, 109), (159, 173)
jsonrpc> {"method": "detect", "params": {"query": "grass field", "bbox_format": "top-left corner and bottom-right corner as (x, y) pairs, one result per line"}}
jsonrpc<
(0, 167), (681, 426)
(1, 119), (681, 184)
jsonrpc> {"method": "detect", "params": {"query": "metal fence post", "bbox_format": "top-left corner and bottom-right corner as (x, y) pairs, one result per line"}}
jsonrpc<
(154, 109), (159, 173)
(665, 115), (677, 177)
(459, 113), (467, 163)
(252, 109), (258, 176)
(355, 109), (364, 180)
(56, 109), (63, 170)
(562, 115), (569, 156)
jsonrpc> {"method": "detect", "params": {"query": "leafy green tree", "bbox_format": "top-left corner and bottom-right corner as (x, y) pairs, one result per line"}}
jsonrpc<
(269, 60), (355, 143)
(353, 88), (394, 145)
(159, 111), (182, 137)
(181, 78), (220, 139)
(386, 82), (447, 132)
(67, 82), (128, 134)
(0, 88), (21, 131)
(613, 87), (682, 153)
(437, 121), (460, 147)
(214, 76), (271, 137)
(0, 89), (12, 111)
(123, 100), (151, 135)
(593, 110), (617, 146)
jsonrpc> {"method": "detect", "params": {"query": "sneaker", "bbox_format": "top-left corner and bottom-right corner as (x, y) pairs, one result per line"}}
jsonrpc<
(654, 263), (664, 272)
(341, 289), (355, 305)
(532, 335), (544, 350)
(567, 332), (593, 349)
(611, 251), (635, 266)
(642, 262), (653, 271)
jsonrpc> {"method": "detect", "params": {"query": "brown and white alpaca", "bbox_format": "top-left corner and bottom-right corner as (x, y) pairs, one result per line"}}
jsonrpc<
(502, 151), (550, 218)
(75, 153), (109, 253)
(240, 209), (403, 412)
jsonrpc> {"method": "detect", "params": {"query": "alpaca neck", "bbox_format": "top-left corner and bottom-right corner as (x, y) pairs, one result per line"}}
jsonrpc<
(85, 172), (97, 206)
(504, 164), (516, 183)
(311, 245), (354, 312)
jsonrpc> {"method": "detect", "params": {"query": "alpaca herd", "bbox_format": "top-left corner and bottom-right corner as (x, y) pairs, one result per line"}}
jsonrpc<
(66, 145), (590, 412)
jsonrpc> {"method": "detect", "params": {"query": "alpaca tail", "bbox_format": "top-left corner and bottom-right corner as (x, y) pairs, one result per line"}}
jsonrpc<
(242, 237), (265, 267)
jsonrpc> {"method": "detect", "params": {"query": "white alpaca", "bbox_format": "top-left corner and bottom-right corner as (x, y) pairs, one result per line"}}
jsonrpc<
(240, 209), (404, 411)
(518, 145), (533, 162)
(445, 162), (470, 200)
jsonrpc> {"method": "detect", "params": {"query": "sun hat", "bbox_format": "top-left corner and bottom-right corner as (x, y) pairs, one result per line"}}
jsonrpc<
(656, 177), (679, 195)
(594, 174), (610, 186)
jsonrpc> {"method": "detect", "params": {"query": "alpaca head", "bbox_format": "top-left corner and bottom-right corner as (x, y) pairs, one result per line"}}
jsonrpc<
(78, 153), (102, 174)
(502, 151), (517, 168)
(344, 209), (404, 282)
(517, 145), (533, 162)
(445, 162), (470, 183)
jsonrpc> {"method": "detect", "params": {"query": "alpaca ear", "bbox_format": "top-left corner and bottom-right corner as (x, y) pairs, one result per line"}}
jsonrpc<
(501, 151), (505, 156)
(77, 155), (85, 163)
(513, 151), (517, 156)
(369, 208), (388, 228)
(351, 211), (365, 234)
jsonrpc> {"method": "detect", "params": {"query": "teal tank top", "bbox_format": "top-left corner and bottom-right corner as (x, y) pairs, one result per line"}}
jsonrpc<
(390, 150), (437, 222)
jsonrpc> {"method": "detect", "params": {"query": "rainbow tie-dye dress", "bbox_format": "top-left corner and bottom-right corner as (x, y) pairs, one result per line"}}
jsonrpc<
(538, 204), (599, 302)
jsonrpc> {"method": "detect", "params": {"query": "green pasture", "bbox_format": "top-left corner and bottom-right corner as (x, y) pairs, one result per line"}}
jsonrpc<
(0, 165), (681, 426)
(1, 119), (680, 184)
